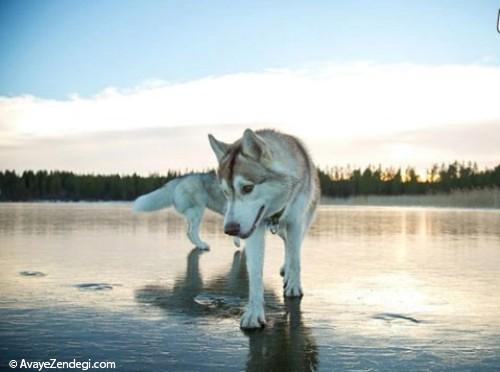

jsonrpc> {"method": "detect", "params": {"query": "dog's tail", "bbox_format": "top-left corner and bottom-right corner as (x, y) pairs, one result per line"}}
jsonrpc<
(132, 178), (181, 212)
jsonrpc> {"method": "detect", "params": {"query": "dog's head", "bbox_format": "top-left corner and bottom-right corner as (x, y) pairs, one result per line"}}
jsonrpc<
(208, 129), (289, 239)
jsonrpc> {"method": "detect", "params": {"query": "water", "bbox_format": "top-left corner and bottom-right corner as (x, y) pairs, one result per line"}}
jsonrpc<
(1, 203), (500, 371)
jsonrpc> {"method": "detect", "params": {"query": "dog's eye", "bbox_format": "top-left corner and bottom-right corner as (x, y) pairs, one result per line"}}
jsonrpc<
(241, 184), (254, 195)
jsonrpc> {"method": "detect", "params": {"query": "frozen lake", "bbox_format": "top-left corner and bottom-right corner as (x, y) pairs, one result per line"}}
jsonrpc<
(1, 203), (500, 371)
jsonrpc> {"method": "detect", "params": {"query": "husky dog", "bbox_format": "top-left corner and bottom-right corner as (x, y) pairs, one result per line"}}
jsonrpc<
(133, 172), (240, 250)
(208, 128), (320, 329)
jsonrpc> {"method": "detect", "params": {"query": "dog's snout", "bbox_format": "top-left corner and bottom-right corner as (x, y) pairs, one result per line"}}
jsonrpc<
(224, 222), (241, 236)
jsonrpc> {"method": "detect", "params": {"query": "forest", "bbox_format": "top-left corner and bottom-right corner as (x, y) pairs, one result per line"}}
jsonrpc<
(0, 162), (499, 201)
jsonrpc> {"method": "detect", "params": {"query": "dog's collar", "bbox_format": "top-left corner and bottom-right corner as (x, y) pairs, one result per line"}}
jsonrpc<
(268, 208), (285, 225)
(265, 207), (285, 234)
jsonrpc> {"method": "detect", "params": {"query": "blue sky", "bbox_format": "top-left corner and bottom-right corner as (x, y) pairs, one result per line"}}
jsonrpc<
(1, 1), (499, 173)
(1, 0), (499, 98)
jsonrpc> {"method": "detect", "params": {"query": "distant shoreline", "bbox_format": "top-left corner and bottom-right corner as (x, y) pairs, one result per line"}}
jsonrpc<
(322, 188), (500, 209)
(1, 188), (499, 210)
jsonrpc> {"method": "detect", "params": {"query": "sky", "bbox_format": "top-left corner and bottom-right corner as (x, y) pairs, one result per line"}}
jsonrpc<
(1, 0), (499, 174)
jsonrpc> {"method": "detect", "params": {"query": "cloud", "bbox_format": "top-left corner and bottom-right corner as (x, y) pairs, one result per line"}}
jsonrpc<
(1, 63), (499, 173)
(311, 121), (500, 171)
(0, 125), (247, 174)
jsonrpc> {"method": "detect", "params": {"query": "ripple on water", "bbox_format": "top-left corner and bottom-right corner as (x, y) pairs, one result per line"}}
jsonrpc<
(75, 283), (115, 291)
(373, 313), (421, 324)
(19, 271), (46, 277)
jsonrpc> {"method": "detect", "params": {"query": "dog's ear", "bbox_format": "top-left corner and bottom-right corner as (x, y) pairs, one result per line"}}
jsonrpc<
(208, 134), (230, 163)
(241, 129), (271, 161)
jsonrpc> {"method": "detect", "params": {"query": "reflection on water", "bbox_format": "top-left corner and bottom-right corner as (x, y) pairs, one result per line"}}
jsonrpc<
(135, 249), (256, 317)
(135, 249), (318, 371)
(1, 203), (500, 371)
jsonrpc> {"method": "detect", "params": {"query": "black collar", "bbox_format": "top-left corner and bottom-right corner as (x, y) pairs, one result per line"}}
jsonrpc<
(265, 207), (285, 234)
(267, 208), (285, 224)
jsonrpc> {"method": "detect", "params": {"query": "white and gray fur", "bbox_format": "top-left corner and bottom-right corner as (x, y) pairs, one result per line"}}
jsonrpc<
(133, 172), (240, 250)
(208, 128), (320, 329)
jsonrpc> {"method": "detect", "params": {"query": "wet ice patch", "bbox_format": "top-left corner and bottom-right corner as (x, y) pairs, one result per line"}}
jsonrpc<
(373, 313), (421, 324)
(194, 293), (245, 316)
(75, 283), (115, 291)
(194, 293), (245, 307)
(20, 271), (46, 277)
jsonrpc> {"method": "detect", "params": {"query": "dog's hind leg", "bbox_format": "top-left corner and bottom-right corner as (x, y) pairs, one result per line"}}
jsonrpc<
(185, 207), (210, 250)
(277, 225), (288, 277)
(282, 223), (304, 297)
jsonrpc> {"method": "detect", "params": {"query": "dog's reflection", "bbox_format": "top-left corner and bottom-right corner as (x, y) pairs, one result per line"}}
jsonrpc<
(246, 297), (318, 372)
(135, 249), (318, 371)
(135, 249), (253, 316)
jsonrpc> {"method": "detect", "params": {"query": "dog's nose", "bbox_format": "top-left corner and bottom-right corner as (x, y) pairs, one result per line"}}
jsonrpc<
(224, 222), (241, 236)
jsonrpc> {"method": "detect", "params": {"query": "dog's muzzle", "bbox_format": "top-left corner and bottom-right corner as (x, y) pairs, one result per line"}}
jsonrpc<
(224, 222), (241, 236)
(225, 205), (266, 239)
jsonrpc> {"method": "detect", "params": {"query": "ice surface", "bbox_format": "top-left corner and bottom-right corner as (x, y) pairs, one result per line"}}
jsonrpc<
(1, 203), (499, 371)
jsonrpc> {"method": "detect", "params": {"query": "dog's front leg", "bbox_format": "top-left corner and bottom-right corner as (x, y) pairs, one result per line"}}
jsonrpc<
(283, 222), (304, 297)
(240, 224), (266, 329)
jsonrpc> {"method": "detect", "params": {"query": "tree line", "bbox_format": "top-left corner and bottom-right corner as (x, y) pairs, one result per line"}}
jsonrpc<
(0, 170), (180, 201)
(318, 162), (500, 198)
(0, 162), (499, 201)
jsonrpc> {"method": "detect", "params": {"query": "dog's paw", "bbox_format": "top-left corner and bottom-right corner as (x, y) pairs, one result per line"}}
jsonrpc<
(283, 270), (303, 297)
(233, 237), (241, 248)
(284, 284), (303, 297)
(196, 242), (210, 251)
(240, 303), (266, 329)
